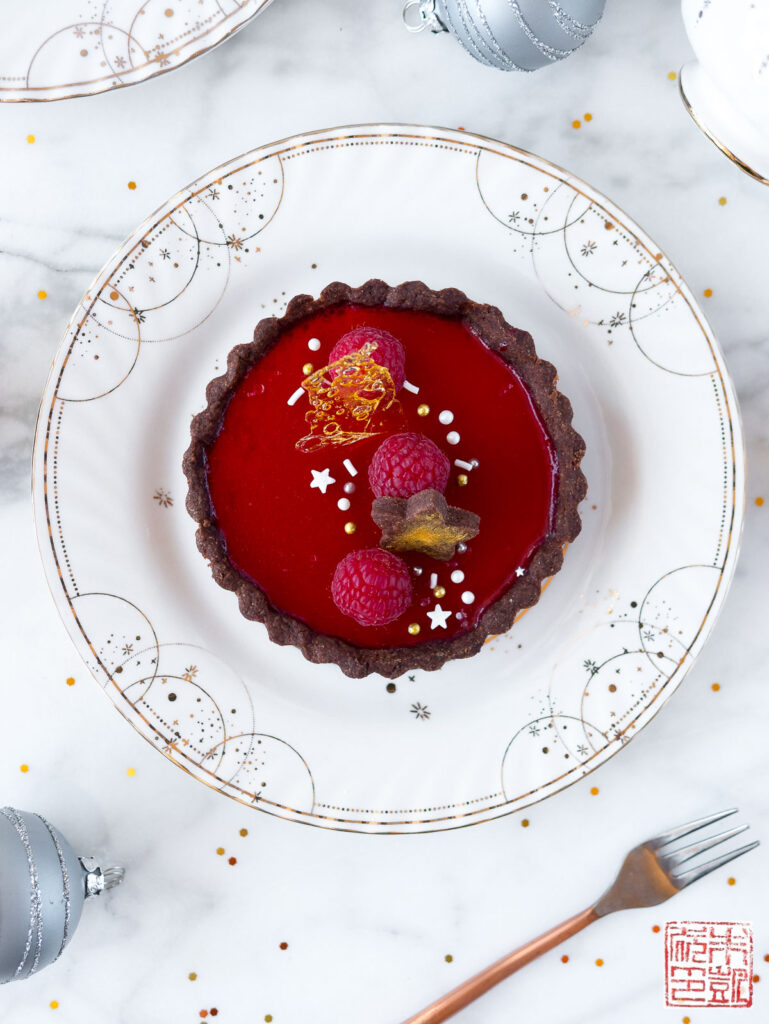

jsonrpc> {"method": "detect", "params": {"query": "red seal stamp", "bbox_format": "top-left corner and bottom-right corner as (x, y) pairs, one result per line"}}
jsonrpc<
(665, 921), (753, 1007)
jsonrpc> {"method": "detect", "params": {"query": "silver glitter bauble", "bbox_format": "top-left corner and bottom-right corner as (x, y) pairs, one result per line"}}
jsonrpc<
(404, 0), (605, 71)
(0, 807), (124, 984)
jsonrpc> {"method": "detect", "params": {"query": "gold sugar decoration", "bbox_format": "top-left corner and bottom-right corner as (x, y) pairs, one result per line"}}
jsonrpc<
(296, 341), (398, 453)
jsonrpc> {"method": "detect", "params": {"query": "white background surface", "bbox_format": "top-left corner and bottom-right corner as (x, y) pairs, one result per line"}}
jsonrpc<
(1, 1), (768, 1021)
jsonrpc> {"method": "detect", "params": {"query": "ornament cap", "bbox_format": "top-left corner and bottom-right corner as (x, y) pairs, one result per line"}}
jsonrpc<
(79, 858), (126, 899)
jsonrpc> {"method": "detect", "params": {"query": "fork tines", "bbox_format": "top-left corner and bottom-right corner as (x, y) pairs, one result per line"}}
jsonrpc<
(650, 808), (759, 889)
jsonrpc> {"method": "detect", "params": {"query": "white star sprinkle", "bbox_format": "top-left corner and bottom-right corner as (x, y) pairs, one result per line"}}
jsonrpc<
(310, 468), (336, 494)
(427, 604), (452, 630)
(515, 566), (525, 577)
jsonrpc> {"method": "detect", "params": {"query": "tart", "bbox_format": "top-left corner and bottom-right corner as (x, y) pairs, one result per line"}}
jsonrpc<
(183, 280), (586, 679)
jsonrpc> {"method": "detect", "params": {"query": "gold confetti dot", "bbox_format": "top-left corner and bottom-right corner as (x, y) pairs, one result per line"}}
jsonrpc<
(728, 876), (736, 885)
(265, 1017), (273, 1022)
(50, 1001), (59, 1010)
(683, 1017), (690, 1024)
(127, 181), (137, 190)
(590, 786), (599, 795)
(703, 288), (713, 298)
(433, 586), (446, 599)
(457, 473), (468, 487)
(595, 958), (604, 966)
(444, 954), (453, 963)
(27, 134), (36, 144)
(66, 677), (75, 687)
(126, 767), (136, 776)
(20, 764), (29, 773)
(417, 403), (430, 417)
(584, 112), (593, 122)
(712, 682), (720, 692)
(572, 119), (581, 129)
(216, 847), (225, 856)
(756, 496), (764, 507)
(407, 623), (420, 636)
(189, 972), (198, 981)
(521, 818), (530, 828)
(302, 363), (314, 375)
(165, 7), (174, 14)
(239, 828), (248, 837)
(38, 290), (47, 300)
(344, 521), (356, 535)
(110, 290), (119, 300)
(718, 196), (727, 206)
(668, 71), (677, 80)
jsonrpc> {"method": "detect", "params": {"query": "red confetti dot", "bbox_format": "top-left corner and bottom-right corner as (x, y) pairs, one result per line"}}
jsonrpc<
(652, 925), (661, 933)
(228, 856), (237, 866)
(561, 954), (569, 963)
(279, 942), (288, 950)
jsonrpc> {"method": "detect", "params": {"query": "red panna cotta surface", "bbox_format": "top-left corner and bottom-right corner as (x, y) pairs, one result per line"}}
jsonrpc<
(205, 304), (558, 648)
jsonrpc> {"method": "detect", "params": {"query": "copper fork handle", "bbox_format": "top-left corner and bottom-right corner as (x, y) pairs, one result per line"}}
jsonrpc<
(401, 906), (599, 1024)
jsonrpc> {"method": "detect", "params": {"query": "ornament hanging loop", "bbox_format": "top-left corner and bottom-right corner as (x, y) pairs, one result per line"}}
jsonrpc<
(402, 0), (446, 34)
(80, 857), (126, 898)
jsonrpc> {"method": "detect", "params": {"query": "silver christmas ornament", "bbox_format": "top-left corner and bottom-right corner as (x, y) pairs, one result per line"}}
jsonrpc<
(0, 807), (124, 984)
(403, 0), (605, 71)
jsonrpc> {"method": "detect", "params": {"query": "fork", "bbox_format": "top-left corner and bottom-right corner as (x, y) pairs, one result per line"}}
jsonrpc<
(402, 808), (758, 1024)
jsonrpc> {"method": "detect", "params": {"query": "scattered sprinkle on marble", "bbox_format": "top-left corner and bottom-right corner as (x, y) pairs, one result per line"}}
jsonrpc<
(590, 786), (599, 795)
(461, 591), (475, 605)
(521, 818), (530, 828)
(561, 955), (569, 963)
(572, 119), (581, 129)
(343, 459), (357, 477)
(308, 337), (321, 351)
(444, 954), (453, 963)
(66, 677), (75, 686)
(451, 570), (465, 584)
(718, 196), (727, 206)
(403, 380), (419, 394)
(756, 496), (764, 507)
(37, 290), (47, 300)
(704, 288), (713, 298)
(712, 682), (721, 692)
(189, 972), (198, 980)
(228, 857), (237, 866)
(127, 181), (137, 190)
(279, 942), (288, 950)
(728, 876), (736, 885)
(584, 112), (593, 122)
(337, 498), (351, 511)
(126, 767), (136, 776)
(438, 410), (454, 425)
(446, 431), (460, 445)
(287, 387), (304, 406)
(216, 847), (225, 855)
(386, 683), (396, 693)
(265, 1017), (273, 1022)
(343, 482), (356, 494)
(668, 70), (677, 80)
(50, 1001), (58, 1010)
(595, 958), (604, 966)
(27, 134), (35, 144)
(240, 828), (248, 837)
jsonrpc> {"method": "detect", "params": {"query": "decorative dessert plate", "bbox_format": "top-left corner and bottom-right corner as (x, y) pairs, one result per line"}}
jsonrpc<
(0, 0), (273, 102)
(32, 125), (744, 833)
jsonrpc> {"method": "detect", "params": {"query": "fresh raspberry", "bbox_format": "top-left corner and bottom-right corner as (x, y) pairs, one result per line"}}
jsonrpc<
(331, 548), (412, 627)
(329, 327), (406, 390)
(369, 432), (450, 499)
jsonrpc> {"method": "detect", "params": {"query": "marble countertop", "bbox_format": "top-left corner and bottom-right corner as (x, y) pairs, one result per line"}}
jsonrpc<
(1, 0), (768, 1020)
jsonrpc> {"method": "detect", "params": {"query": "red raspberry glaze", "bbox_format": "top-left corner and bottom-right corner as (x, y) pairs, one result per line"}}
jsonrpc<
(369, 432), (450, 498)
(329, 326), (406, 390)
(205, 304), (557, 649)
(331, 548), (412, 626)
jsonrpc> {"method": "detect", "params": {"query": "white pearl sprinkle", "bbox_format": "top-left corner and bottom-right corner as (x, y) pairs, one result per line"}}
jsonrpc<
(337, 498), (351, 511)
(461, 591), (475, 605)
(438, 410), (454, 425)
(343, 482), (355, 494)
(450, 570), (465, 584)
(446, 431), (460, 445)
(308, 338), (321, 351)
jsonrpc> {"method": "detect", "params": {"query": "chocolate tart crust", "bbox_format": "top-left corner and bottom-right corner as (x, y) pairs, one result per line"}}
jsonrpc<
(183, 280), (587, 679)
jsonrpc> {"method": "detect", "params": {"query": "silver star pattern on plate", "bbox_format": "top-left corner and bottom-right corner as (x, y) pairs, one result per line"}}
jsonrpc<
(310, 468), (336, 494)
(427, 604), (452, 630)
